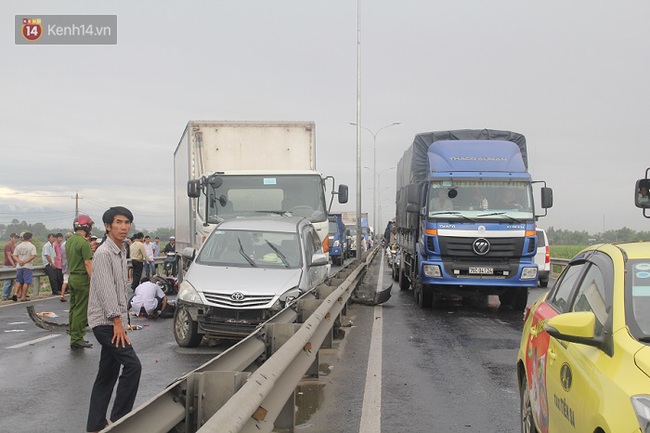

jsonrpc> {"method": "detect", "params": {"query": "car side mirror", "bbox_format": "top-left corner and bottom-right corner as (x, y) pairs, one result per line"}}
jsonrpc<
(181, 247), (196, 262)
(635, 178), (650, 208)
(544, 311), (605, 350)
(311, 252), (329, 267)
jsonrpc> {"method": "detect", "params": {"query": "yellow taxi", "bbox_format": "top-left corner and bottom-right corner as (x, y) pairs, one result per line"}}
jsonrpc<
(517, 242), (650, 433)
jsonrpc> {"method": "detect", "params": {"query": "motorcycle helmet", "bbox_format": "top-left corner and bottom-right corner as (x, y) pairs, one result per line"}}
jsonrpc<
(73, 214), (94, 235)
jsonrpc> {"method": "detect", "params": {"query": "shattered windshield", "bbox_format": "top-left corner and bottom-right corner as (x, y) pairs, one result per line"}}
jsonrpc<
(197, 229), (302, 269)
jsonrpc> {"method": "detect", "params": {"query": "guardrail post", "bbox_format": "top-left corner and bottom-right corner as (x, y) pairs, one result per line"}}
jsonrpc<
(194, 371), (251, 430)
(298, 298), (332, 349)
(267, 323), (319, 378)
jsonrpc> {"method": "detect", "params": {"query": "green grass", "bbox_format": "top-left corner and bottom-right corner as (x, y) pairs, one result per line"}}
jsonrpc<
(550, 245), (587, 260)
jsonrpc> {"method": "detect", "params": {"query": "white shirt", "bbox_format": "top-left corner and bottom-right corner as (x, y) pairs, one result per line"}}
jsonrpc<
(143, 241), (155, 261)
(131, 281), (166, 315)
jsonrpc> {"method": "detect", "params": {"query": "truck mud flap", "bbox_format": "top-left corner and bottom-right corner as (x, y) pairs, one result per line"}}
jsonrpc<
(351, 282), (393, 305)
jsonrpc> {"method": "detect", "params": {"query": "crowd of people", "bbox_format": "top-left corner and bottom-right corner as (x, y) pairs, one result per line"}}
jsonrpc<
(2, 210), (178, 432)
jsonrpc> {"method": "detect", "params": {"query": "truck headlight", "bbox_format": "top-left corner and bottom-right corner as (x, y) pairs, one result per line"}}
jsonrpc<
(521, 267), (538, 280)
(178, 281), (202, 304)
(423, 264), (442, 277)
(333, 240), (340, 247)
(632, 395), (650, 433)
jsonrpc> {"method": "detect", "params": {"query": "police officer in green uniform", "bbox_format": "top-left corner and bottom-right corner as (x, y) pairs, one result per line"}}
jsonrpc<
(65, 214), (95, 349)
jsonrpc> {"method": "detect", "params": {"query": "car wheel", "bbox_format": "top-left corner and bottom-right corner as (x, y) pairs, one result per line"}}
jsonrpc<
(520, 373), (538, 433)
(173, 306), (202, 347)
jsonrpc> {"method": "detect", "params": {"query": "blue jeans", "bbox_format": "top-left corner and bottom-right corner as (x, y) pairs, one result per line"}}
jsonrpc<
(2, 266), (14, 299)
(144, 261), (156, 278)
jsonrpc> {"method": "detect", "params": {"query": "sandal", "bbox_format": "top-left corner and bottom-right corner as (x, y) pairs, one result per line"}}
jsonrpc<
(60, 297), (67, 302)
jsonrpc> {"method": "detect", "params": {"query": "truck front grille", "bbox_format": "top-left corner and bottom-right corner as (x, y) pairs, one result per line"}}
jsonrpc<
(438, 236), (524, 258)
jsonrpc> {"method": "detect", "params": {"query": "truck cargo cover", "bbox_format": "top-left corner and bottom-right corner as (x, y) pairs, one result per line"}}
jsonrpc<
(398, 129), (527, 187)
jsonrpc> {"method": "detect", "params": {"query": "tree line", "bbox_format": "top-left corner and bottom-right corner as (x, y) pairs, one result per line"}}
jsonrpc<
(0, 219), (174, 242)
(547, 227), (650, 245)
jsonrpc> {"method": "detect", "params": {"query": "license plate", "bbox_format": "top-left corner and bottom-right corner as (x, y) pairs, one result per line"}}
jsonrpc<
(469, 267), (493, 275)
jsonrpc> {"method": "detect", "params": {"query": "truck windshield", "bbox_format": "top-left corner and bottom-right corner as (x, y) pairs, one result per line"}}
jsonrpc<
(328, 219), (338, 235)
(427, 180), (533, 220)
(202, 174), (327, 224)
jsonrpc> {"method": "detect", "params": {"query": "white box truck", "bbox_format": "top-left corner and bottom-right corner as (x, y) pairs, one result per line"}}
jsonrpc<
(173, 120), (348, 252)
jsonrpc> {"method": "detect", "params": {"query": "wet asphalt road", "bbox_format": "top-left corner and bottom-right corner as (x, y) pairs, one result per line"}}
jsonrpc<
(297, 254), (551, 433)
(0, 295), (227, 433)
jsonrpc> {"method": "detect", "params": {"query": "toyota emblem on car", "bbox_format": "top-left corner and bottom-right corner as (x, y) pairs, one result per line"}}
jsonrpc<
(472, 238), (490, 255)
(231, 292), (245, 301)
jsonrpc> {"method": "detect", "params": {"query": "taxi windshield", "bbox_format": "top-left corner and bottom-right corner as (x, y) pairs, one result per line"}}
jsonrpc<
(626, 259), (650, 340)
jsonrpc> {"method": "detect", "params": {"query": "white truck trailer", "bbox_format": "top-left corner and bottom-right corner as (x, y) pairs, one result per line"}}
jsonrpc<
(173, 120), (348, 251)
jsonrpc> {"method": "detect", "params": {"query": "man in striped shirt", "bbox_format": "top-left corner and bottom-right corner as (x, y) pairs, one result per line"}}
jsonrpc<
(86, 206), (142, 433)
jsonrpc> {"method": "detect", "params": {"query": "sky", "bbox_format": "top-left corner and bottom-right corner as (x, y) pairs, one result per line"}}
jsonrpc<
(2, 1), (650, 234)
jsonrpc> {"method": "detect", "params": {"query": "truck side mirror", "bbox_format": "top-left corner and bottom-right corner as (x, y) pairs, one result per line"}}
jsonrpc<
(406, 203), (420, 213)
(635, 179), (650, 208)
(187, 180), (201, 198)
(541, 187), (553, 209)
(338, 184), (349, 204)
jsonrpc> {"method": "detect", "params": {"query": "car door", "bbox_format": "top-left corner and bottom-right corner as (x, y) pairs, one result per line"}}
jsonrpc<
(526, 260), (586, 433)
(546, 252), (613, 432)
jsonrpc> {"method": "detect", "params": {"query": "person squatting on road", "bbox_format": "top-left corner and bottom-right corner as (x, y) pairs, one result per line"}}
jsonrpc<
(66, 214), (95, 349)
(86, 206), (142, 433)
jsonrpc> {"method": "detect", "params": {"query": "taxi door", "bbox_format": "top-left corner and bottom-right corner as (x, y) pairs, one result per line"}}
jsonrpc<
(546, 254), (613, 432)
(526, 260), (587, 433)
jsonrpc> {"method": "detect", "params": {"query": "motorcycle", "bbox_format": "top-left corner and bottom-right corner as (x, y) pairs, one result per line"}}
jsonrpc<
(164, 252), (177, 277)
(151, 274), (178, 296)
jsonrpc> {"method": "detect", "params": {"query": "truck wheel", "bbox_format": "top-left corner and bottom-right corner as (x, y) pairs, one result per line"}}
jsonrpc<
(398, 268), (410, 291)
(392, 263), (399, 282)
(500, 287), (528, 311)
(416, 284), (433, 308)
(173, 306), (202, 347)
(520, 372), (539, 433)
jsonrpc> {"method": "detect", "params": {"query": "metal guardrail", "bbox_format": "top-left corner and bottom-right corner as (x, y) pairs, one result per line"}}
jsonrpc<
(106, 250), (374, 433)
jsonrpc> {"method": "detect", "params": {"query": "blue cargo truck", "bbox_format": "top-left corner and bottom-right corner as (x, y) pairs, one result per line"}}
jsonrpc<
(328, 213), (350, 266)
(395, 129), (553, 310)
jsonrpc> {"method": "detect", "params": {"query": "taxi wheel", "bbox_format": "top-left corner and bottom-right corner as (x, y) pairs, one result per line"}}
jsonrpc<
(520, 374), (538, 433)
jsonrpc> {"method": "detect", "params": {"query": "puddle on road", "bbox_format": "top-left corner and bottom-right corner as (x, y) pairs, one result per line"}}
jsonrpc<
(295, 381), (325, 425)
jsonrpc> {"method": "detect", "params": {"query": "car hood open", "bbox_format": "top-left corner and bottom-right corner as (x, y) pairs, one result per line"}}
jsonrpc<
(186, 264), (302, 295)
(635, 346), (650, 379)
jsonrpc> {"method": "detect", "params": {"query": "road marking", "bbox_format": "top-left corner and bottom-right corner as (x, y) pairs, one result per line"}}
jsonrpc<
(7, 334), (61, 349)
(359, 257), (384, 433)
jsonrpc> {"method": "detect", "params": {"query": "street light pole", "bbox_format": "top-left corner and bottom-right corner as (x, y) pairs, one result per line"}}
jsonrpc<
(349, 121), (400, 238)
(376, 166), (395, 237)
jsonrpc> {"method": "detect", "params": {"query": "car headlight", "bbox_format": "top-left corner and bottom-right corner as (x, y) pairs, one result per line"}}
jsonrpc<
(521, 267), (538, 280)
(423, 264), (441, 277)
(177, 281), (202, 304)
(280, 288), (302, 306)
(632, 395), (650, 433)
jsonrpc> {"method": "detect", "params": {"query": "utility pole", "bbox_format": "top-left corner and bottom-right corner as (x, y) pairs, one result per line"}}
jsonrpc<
(72, 191), (83, 217)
